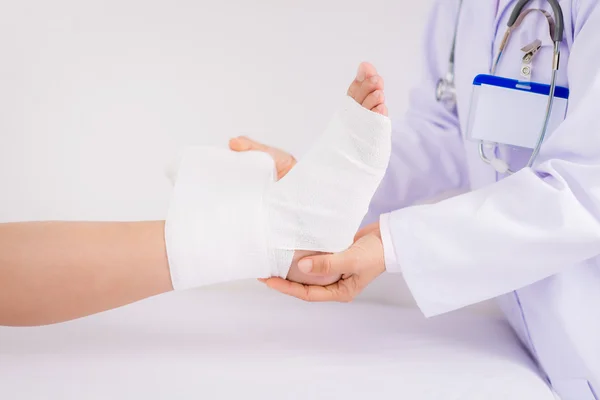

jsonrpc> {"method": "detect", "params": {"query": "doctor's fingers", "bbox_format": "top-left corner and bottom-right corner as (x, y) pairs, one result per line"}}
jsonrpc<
(352, 75), (385, 106)
(347, 62), (378, 98)
(229, 136), (297, 180)
(263, 276), (359, 303)
(372, 104), (388, 116)
(297, 250), (357, 276)
(298, 233), (386, 277)
(362, 90), (385, 113)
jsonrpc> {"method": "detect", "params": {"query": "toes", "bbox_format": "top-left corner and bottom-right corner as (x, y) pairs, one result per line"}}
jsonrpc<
(362, 90), (385, 111)
(353, 75), (384, 104)
(229, 137), (297, 180)
(372, 104), (388, 116)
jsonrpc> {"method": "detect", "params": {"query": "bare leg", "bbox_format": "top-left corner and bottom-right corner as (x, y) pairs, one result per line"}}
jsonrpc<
(0, 221), (171, 326)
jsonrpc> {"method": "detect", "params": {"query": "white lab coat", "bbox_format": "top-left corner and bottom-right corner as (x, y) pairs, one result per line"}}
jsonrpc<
(364, 1), (600, 399)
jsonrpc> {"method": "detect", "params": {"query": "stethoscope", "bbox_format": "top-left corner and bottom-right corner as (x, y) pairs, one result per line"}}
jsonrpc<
(436, 0), (565, 174)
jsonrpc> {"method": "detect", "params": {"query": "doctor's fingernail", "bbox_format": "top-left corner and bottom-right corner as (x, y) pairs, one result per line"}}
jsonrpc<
(298, 259), (313, 273)
(357, 68), (366, 82)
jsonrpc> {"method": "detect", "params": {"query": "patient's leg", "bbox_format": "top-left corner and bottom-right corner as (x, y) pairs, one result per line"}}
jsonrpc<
(166, 63), (391, 290)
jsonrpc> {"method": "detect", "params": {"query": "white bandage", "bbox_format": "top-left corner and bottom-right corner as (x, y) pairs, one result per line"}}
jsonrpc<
(266, 95), (391, 275)
(165, 148), (278, 290)
(165, 96), (391, 290)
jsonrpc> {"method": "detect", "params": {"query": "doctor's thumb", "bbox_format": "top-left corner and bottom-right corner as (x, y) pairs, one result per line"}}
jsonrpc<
(297, 250), (357, 276)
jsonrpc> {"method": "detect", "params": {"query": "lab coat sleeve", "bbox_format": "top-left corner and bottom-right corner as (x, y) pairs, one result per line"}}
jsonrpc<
(386, 5), (600, 317)
(362, 0), (469, 225)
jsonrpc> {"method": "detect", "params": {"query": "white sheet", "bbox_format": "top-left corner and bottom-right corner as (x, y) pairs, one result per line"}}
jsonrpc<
(0, 284), (554, 400)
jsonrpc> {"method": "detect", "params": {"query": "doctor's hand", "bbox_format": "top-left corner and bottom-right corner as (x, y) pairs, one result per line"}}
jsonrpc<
(261, 224), (385, 302)
(229, 136), (297, 180)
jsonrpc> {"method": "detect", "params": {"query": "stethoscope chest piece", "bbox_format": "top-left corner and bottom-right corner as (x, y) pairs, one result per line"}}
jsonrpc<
(436, 72), (457, 108)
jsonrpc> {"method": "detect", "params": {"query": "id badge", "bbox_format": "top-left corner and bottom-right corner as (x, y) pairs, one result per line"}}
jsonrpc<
(465, 74), (569, 149)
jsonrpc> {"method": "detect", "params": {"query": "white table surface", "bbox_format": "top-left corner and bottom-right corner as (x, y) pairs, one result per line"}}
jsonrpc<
(0, 284), (553, 400)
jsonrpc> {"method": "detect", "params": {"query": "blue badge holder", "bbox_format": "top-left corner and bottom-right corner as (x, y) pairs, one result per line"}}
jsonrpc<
(465, 74), (569, 149)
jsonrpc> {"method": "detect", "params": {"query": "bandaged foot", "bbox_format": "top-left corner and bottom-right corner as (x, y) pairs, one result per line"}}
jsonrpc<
(165, 63), (391, 290)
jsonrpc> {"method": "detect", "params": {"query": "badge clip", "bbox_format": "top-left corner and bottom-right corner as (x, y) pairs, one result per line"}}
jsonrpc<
(520, 39), (542, 82)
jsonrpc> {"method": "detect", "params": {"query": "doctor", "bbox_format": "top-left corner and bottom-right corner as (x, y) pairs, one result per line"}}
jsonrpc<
(246, 1), (600, 399)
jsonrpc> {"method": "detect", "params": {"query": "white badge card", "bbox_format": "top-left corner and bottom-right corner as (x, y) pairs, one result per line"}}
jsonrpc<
(465, 74), (569, 149)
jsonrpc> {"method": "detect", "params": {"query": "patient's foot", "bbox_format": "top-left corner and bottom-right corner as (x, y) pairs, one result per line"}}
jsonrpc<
(229, 63), (389, 287)
(279, 62), (388, 286)
(166, 63), (390, 291)
(265, 62), (391, 285)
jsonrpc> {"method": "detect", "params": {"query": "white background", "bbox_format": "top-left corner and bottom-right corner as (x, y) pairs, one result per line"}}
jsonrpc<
(0, 0), (432, 222)
(0, 0), (484, 309)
